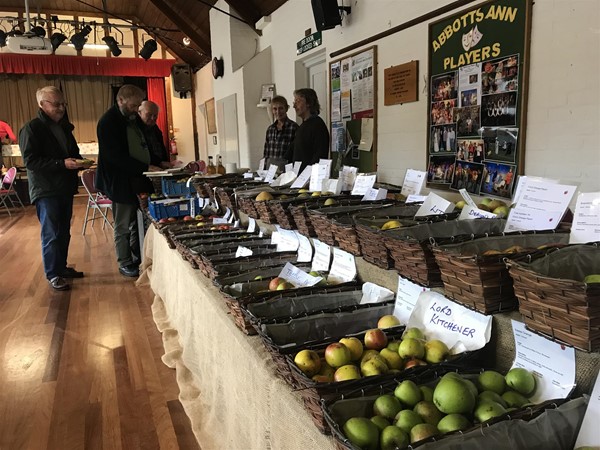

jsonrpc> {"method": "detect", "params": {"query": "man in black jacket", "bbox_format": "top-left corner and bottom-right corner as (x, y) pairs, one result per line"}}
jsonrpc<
(96, 85), (148, 278)
(138, 101), (171, 169)
(20, 86), (89, 291)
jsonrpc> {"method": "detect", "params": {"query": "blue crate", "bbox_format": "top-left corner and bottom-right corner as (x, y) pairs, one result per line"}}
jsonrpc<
(161, 177), (194, 197)
(148, 198), (200, 220)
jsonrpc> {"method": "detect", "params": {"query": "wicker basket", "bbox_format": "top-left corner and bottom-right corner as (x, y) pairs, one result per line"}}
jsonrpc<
(433, 232), (571, 314)
(507, 243), (600, 351)
(383, 219), (506, 287)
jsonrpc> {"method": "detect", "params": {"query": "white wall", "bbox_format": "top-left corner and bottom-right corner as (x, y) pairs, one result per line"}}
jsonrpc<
(194, 64), (217, 161)
(168, 75), (195, 163)
(210, 0), (600, 193)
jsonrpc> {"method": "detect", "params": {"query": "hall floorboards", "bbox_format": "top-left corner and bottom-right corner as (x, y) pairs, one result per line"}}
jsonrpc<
(0, 199), (200, 450)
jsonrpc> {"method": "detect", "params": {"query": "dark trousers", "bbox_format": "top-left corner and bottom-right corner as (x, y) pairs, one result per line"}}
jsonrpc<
(35, 196), (74, 280)
(112, 202), (140, 268)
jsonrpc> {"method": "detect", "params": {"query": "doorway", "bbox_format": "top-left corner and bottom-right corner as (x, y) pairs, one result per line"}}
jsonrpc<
(295, 49), (328, 124)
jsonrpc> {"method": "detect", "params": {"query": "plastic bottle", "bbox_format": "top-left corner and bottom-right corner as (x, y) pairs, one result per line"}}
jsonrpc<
(206, 156), (217, 175)
(217, 155), (226, 175)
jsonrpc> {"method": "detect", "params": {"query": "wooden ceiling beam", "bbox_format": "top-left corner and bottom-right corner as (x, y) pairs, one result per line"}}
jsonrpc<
(147, 0), (211, 57)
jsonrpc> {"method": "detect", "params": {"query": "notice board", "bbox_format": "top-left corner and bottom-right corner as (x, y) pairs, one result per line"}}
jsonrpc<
(426, 0), (532, 200)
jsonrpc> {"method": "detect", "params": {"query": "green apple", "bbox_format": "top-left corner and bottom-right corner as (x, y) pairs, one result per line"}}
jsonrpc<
(339, 337), (364, 361)
(334, 364), (362, 382)
(324, 342), (351, 368)
(294, 350), (321, 377)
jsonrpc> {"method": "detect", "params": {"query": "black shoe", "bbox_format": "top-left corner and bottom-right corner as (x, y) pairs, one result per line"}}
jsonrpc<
(119, 265), (139, 278)
(48, 276), (70, 291)
(62, 267), (84, 278)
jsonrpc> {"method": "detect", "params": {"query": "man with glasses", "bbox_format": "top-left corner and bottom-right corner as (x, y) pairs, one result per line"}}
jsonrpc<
(96, 84), (149, 278)
(20, 86), (89, 291)
(137, 101), (171, 170)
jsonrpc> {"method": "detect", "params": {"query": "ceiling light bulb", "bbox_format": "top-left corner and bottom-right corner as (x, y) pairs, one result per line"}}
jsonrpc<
(182, 36), (191, 46)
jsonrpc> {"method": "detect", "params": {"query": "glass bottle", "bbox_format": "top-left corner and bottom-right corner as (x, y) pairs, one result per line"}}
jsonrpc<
(217, 155), (226, 175)
(206, 156), (217, 175)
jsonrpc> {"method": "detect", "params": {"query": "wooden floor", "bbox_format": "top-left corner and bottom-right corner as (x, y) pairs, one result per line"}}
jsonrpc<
(0, 198), (200, 450)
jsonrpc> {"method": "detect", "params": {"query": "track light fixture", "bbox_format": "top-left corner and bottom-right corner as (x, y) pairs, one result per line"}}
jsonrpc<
(50, 32), (67, 51)
(70, 24), (91, 51)
(139, 38), (157, 60)
(30, 25), (46, 37)
(102, 36), (121, 56)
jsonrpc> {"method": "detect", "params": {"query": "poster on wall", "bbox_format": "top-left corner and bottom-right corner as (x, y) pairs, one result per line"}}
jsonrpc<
(427, 0), (532, 200)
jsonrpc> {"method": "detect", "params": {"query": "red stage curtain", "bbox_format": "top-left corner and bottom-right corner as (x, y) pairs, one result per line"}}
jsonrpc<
(0, 54), (174, 77)
(147, 78), (169, 148)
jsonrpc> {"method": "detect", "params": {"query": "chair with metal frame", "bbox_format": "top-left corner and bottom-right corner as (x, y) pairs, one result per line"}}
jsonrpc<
(0, 166), (25, 216)
(81, 168), (113, 234)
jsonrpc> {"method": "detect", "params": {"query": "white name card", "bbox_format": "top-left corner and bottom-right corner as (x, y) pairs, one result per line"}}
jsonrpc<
(291, 165), (312, 189)
(415, 193), (455, 217)
(406, 194), (427, 203)
(278, 262), (322, 287)
(247, 217), (256, 233)
(574, 368), (600, 448)
(569, 192), (600, 244)
(295, 231), (313, 263)
(311, 238), (332, 272)
(511, 320), (575, 403)
(258, 158), (265, 171)
(293, 161), (302, 174)
(243, 172), (254, 179)
(274, 226), (300, 252)
(212, 217), (228, 224)
(459, 205), (498, 220)
(459, 188), (477, 207)
(309, 160), (332, 192)
(341, 166), (358, 192)
(264, 164), (278, 183)
(393, 276), (430, 324)
(328, 247), (357, 284)
(351, 174), (377, 196)
(360, 282), (395, 305)
(285, 163), (293, 173)
(401, 169), (427, 197)
(408, 291), (491, 353)
(362, 188), (387, 201)
(235, 246), (253, 258)
(323, 178), (342, 195)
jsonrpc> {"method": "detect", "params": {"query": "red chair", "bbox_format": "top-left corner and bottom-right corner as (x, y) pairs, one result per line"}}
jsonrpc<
(0, 167), (25, 216)
(81, 169), (113, 234)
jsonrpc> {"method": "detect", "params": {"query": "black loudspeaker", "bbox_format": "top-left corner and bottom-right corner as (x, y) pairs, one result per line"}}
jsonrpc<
(311, 0), (341, 31)
(171, 64), (193, 92)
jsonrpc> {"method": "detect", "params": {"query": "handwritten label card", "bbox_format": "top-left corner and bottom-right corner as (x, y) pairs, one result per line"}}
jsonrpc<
(459, 205), (497, 220)
(574, 370), (600, 448)
(309, 160), (331, 192)
(264, 164), (278, 183)
(393, 276), (430, 324)
(323, 178), (342, 195)
(408, 291), (491, 353)
(278, 262), (322, 287)
(274, 226), (299, 252)
(362, 188), (387, 201)
(351, 174), (377, 196)
(415, 193), (455, 217)
(360, 282), (395, 305)
(247, 217), (256, 233)
(511, 320), (575, 403)
(294, 231), (313, 263)
(311, 238), (332, 272)
(341, 166), (358, 192)
(401, 169), (427, 197)
(570, 192), (600, 244)
(291, 165), (312, 189)
(459, 188), (477, 207)
(328, 247), (357, 284)
(235, 246), (253, 258)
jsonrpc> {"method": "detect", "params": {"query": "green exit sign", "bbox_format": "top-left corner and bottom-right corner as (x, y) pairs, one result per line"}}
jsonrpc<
(297, 31), (322, 55)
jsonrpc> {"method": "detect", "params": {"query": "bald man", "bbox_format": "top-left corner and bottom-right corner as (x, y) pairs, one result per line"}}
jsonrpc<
(138, 101), (171, 169)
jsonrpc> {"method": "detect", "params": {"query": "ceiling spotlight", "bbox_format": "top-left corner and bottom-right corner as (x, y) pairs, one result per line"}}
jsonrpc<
(50, 32), (67, 51)
(182, 36), (191, 46)
(70, 24), (92, 51)
(7, 26), (23, 37)
(102, 36), (121, 56)
(139, 39), (157, 60)
(31, 25), (46, 37)
(0, 30), (6, 47)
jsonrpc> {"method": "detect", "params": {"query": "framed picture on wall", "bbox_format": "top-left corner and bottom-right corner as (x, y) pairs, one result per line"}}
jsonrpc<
(205, 98), (217, 134)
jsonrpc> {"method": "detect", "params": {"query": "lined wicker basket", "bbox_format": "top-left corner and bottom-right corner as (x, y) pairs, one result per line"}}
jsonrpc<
(507, 243), (600, 351)
(433, 232), (571, 314)
(383, 219), (506, 287)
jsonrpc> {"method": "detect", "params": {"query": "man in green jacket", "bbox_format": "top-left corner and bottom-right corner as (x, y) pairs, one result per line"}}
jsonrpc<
(20, 86), (89, 291)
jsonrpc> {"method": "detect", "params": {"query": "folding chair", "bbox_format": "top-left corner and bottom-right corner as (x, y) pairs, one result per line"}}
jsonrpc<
(81, 169), (113, 234)
(0, 167), (25, 216)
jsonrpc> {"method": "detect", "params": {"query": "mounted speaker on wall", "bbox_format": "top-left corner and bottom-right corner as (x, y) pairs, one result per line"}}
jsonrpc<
(171, 63), (193, 94)
(311, 0), (342, 31)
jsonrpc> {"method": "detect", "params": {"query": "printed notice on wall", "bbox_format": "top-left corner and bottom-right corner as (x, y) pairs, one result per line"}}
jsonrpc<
(384, 61), (418, 106)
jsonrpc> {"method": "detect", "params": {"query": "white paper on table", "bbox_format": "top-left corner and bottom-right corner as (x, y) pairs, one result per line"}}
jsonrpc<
(415, 193), (455, 217)
(401, 169), (427, 197)
(351, 174), (377, 196)
(574, 371), (600, 448)
(274, 226), (300, 252)
(406, 194), (427, 203)
(243, 172), (254, 179)
(511, 320), (576, 403)
(293, 161), (302, 174)
(393, 275), (430, 324)
(362, 188), (387, 201)
(358, 118), (374, 151)
(311, 238), (332, 272)
(360, 282), (395, 305)
(247, 217), (256, 233)
(258, 158), (266, 171)
(212, 217), (228, 224)
(278, 262), (322, 287)
(408, 291), (492, 353)
(285, 163), (293, 173)
(328, 247), (356, 284)
(459, 205), (498, 220)
(294, 231), (313, 263)
(291, 165), (312, 189)
(235, 246), (253, 258)
(569, 192), (600, 244)
(324, 179), (342, 195)
(341, 166), (358, 192)
(264, 164), (278, 183)
(459, 188), (477, 207)
(512, 176), (559, 205)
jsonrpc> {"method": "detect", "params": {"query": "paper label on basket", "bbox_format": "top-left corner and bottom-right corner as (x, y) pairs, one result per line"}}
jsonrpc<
(408, 291), (491, 353)
(406, 194), (427, 203)
(570, 192), (600, 244)
(223, 207), (232, 220)
(511, 320), (575, 403)
(258, 158), (265, 171)
(212, 217), (228, 224)
(360, 282), (395, 305)
(401, 169), (427, 197)
(351, 174), (376, 196)
(328, 248), (356, 284)
(459, 205), (497, 220)
(285, 163), (293, 173)
(323, 178), (342, 195)
(393, 276), (430, 324)
(291, 165), (312, 189)
(235, 246), (253, 258)
(458, 189), (477, 207)
(274, 226), (299, 252)
(341, 166), (358, 191)
(309, 160), (331, 192)
(228, 213), (236, 224)
(295, 231), (313, 263)
(247, 217), (256, 233)
(264, 164), (278, 183)
(243, 172), (254, 179)
(574, 370), (600, 448)
(362, 188), (387, 201)
(311, 239), (331, 272)
(505, 180), (576, 232)
(278, 262), (322, 287)
(512, 176), (559, 205)
(293, 161), (302, 174)
(233, 220), (239, 228)
(415, 193), (455, 217)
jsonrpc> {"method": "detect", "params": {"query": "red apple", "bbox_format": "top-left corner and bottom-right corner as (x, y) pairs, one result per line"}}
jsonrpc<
(167, 217), (177, 222)
(364, 328), (388, 350)
(158, 218), (169, 224)
(269, 277), (284, 291)
(218, 225), (230, 231)
(324, 343), (352, 368)
(404, 358), (427, 369)
(183, 215), (194, 221)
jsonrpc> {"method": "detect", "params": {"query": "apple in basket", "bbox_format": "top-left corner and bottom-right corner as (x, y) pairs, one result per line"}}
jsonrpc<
(268, 277), (285, 291)
(158, 218), (169, 224)
(364, 328), (388, 350)
(183, 215), (194, 221)
(293, 350), (321, 377)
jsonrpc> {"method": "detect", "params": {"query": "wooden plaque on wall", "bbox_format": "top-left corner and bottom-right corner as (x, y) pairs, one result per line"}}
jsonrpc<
(384, 61), (418, 105)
